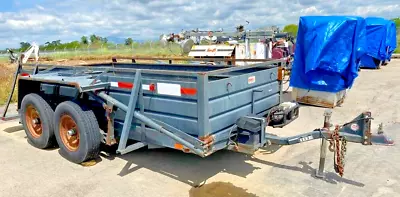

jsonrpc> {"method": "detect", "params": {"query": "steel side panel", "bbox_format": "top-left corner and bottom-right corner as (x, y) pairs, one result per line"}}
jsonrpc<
(209, 81), (279, 117)
(113, 110), (199, 136)
(209, 94), (279, 134)
(114, 121), (191, 150)
(208, 67), (278, 99)
(109, 92), (198, 118)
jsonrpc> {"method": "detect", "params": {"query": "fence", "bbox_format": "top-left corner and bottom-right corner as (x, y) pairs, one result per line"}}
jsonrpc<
(0, 42), (182, 62)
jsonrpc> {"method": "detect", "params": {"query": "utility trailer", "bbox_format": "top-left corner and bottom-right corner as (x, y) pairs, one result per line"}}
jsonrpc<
(2, 57), (393, 178)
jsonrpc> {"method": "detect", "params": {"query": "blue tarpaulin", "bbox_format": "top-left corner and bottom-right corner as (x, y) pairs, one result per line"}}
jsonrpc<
(290, 16), (366, 92)
(359, 17), (397, 68)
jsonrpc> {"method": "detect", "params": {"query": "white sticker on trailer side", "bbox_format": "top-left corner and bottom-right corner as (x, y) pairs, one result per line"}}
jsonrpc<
(156, 83), (181, 96)
(142, 84), (150, 91)
(248, 76), (256, 84)
(110, 82), (118, 87)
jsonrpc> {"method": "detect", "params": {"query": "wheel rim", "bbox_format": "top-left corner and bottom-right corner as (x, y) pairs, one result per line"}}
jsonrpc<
(25, 104), (42, 138)
(59, 114), (80, 152)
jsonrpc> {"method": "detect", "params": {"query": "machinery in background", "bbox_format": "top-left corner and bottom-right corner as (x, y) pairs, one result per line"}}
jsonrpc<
(6, 42), (40, 64)
(160, 25), (295, 72)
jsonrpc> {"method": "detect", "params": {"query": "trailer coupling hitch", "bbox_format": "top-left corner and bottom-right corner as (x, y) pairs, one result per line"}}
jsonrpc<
(234, 110), (394, 178)
(313, 111), (394, 178)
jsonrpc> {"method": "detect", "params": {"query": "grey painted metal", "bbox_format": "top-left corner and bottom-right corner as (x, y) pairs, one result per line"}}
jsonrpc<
(80, 82), (110, 92)
(118, 142), (147, 155)
(196, 74), (210, 138)
(18, 60), (283, 157)
(133, 112), (205, 156)
(117, 70), (142, 154)
(315, 139), (328, 178)
(96, 89), (205, 156)
(316, 110), (332, 178)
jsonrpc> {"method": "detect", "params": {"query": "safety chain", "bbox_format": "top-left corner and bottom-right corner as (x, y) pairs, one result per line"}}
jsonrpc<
(328, 125), (347, 177)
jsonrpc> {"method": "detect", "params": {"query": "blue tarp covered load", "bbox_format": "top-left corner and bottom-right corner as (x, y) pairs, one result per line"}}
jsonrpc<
(359, 17), (397, 68)
(290, 16), (366, 92)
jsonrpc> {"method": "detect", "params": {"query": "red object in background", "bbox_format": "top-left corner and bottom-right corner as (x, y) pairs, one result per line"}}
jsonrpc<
(272, 48), (284, 59)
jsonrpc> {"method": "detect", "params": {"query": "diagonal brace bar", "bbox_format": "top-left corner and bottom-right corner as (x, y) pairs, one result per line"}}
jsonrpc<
(117, 70), (142, 154)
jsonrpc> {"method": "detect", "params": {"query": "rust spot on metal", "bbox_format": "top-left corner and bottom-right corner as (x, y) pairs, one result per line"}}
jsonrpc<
(277, 67), (283, 81)
(104, 105), (117, 146)
(296, 96), (338, 108)
(199, 135), (215, 154)
(363, 111), (372, 145)
(199, 135), (214, 145)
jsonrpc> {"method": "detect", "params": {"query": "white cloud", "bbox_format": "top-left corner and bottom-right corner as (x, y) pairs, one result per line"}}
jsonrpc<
(36, 5), (45, 10)
(0, 0), (399, 48)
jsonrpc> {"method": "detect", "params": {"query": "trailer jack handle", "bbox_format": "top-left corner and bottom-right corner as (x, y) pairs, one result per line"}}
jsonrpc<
(263, 109), (394, 177)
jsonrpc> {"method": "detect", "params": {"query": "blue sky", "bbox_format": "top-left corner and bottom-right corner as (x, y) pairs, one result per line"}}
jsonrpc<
(0, 0), (399, 48)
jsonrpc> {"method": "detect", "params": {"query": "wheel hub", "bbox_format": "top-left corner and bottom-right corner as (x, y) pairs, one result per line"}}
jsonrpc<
(67, 129), (76, 136)
(25, 105), (43, 138)
(59, 115), (80, 152)
(32, 118), (40, 125)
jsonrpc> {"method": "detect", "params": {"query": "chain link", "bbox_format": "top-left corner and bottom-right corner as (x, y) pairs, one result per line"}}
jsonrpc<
(331, 125), (348, 177)
(341, 136), (347, 169)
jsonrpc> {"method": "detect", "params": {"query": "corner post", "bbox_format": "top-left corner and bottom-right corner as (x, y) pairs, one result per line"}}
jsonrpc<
(197, 73), (210, 139)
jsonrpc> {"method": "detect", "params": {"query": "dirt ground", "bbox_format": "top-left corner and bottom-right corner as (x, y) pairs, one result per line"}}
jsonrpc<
(0, 60), (399, 197)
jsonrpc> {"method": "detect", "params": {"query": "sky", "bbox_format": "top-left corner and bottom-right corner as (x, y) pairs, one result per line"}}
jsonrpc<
(0, 0), (399, 49)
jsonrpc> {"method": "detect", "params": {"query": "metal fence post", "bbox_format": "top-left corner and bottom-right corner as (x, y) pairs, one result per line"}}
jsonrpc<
(316, 109), (332, 178)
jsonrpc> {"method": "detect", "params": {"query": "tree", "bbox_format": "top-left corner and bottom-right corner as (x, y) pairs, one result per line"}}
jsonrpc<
(125, 37), (133, 46)
(81, 36), (88, 44)
(90, 34), (98, 43)
(392, 18), (400, 28)
(283, 24), (299, 37)
(19, 42), (31, 51)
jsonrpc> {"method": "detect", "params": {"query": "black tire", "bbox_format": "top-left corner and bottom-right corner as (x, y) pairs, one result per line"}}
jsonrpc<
(20, 93), (55, 149)
(54, 101), (101, 164)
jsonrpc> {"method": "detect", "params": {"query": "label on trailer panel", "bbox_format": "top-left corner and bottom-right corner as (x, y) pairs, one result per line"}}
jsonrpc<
(299, 135), (313, 142)
(157, 83), (181, 96)
(142, 84), (150, 91)
(248, 76), (256, 84)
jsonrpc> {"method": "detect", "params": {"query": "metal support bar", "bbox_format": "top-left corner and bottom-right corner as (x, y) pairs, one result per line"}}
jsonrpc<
(94, 86), (205, 157)
(2, 61), (22, 120)
(316, 109), (332, 178)
(117, 70), (142, 154)
(118, 142), (147, 155)
(152, 119), (204, 148)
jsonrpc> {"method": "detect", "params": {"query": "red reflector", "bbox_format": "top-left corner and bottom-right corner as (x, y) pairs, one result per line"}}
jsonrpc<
(181, 88), (197, 95)
(149, 84), (156, 91)
(20, 73), (30, 77)
(118, 82), (134, 89)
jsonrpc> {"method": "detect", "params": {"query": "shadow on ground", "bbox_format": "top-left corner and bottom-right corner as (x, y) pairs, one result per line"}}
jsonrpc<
(100, 145), (364, 188)
(3, 124), (23, 133)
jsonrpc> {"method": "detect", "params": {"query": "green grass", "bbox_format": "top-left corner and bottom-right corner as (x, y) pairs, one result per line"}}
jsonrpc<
(41, 44), (182, 60)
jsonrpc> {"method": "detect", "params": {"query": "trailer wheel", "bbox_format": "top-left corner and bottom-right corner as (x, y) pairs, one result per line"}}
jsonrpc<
(20, 93), (55, 149)
(54, 101), (101, 164)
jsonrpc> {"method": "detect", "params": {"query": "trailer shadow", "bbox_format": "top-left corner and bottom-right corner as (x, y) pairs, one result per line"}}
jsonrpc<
(249, 158), (365, 187)
(3, 124), (23, 133)
(104, 147), (364, 188)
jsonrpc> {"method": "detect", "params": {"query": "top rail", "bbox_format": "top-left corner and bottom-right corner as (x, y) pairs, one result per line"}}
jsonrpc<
(22, 57), (284, 77)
